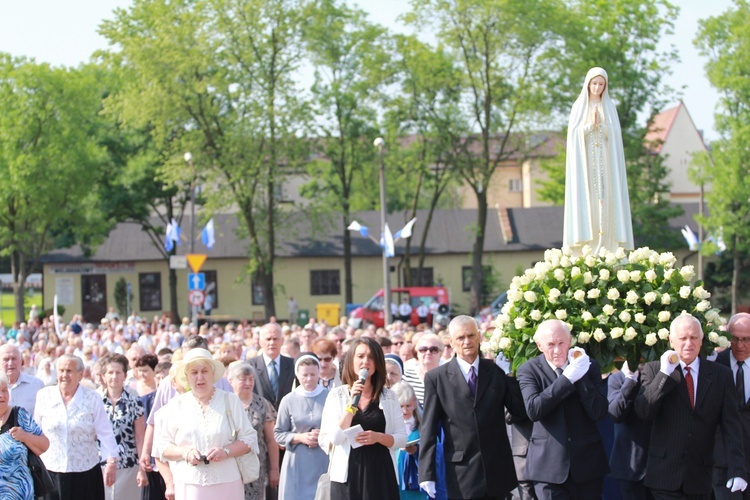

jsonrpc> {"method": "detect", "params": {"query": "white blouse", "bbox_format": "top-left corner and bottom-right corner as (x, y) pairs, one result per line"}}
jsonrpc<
(155, 389), (259, 486)
(34, 384), (118, 473)
(319, 385), (407, 483)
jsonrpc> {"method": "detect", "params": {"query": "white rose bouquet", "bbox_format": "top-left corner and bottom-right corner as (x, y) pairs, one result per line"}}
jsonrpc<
(483, 245), (728, 373)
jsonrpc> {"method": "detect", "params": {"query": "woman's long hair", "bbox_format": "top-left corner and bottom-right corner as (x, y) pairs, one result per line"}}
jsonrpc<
(341, 337), (387, 401)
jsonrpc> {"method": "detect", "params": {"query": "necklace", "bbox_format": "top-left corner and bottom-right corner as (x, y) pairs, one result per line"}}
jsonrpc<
(303, 394), (318, 421)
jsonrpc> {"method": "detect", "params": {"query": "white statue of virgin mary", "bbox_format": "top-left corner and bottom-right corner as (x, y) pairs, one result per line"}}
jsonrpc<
(563, 67), (634, 255)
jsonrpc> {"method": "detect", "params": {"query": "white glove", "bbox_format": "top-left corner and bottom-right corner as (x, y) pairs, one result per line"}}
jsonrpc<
(621, 360), (639, 381)
(660, 350), (679, 376)
(420, 481), (436, 498)
(707, 350), (718, 361)
(727, 477), (748, 492)
(562, 349), (590, 383)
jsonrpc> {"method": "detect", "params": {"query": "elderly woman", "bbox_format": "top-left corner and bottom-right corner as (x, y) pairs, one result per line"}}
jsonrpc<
(226, 361), (279, 500)
(312, 338), (341, 389)
(402, 334), (443, 406)
(320, 337), (407, 500)
(99, 354), (146, 500)
(0, 372), (49, 499)
(34, 354), (119, 500)
(157, 349), (259, 499)
(274, 353), (329, 499)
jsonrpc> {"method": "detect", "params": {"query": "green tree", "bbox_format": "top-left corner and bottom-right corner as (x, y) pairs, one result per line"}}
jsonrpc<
(694, 0), (750, 313)
(404, 0), (566, 313)
(0, 55), (110, 322)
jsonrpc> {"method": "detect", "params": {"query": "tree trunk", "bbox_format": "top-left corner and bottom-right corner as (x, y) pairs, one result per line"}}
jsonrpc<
(470, 191), (488, 315)
(343, 214), (353, 305)
(732, 248), (739, 315)
(10, 250), (27, 323)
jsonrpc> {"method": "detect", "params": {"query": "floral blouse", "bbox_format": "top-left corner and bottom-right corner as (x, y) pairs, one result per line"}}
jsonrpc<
(101, 389), (145, 468)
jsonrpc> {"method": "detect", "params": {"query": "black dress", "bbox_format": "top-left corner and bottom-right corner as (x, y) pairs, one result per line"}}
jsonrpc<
(331, 398), (399, 500)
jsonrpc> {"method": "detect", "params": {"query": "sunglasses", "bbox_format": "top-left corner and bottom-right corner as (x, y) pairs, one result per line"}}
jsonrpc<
(418, 346), (441, 354)
(317, 356), (333, 362)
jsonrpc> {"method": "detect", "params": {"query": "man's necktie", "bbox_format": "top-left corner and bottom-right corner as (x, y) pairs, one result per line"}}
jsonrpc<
(468, 366), (477, 396)
(737, 361), (746, 406)
(555, 367), (563, 378)
(684, 366), (695, 409)
(270, 359), (279, 398)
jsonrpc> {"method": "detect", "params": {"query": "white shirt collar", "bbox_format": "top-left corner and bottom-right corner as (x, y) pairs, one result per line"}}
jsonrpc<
(455, 355), (479, 380)
(262, 353), (281, 367)
(545, 358), (568, 374)
(680, 356), (700, 375)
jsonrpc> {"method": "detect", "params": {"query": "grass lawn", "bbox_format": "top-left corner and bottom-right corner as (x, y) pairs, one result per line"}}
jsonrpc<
(0, 290), (43, 326)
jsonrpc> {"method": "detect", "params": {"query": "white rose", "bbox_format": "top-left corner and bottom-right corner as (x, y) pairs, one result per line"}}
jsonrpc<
(610, 327), (624, 339)
(619, 311), (632, 323)
(617, 269), (631, 283)
(602, 304), (615, 316)
(587, 289), (601, 299)
(607, 288), (621, 300)
(679, 286), (691, 299)
(624, 327), (638, 341)
(644, 292), (657, 305)
(630, 270), (642, 282)
(554, 269), (566, 281)
(706, 309), (722, 324)
(708, 332), (719, 344)
(585, 255), (596, 267)
(625, 290), (639, 305)
(548, 288), (561, 304)
(545, 248), (562, 263)
(593, 328), (607, 342)
(560, 256), (572, 267)
(555, 310), (568, 321)
(583, 271), (593, 284)
(574, 290), (586, 302)
(498, 337), (512, 350)
(508, 289), (523, 302)
(658, 311), (671, 323)
(524, 291), (537, 303)
(645, 333), (658, 346)
(635, 313), (647, 324)
(497, 314), (511, 325)
(664, 268), (675, 279)
(514, 317), (527, 329)
(578, 331), (591, 343)
(649, 252), (660, 264)
(561, 246), (573, 256)
(659, 252), (676, 266)
(605, 253), (618, 266)
(599, 269), (611, 280)
(535, 268), (546, 281)
(615, 247), (626, 259)
(571, 266), (581, 277)
(695, 300), (711, 312)
(582, 311), (594, 322)
(661, 293), (671, 305)
(645, 269), (657, 283)
(658, 328), (670, 340)
(530, 309), (542, 321)
(581, 245), (592, 257)
(719, 336), (731, 348)
(680, 265), (696, 281)
(693, 286), (711, 300)
(524, 268), (536, 278)
(518, 275), (531, 286)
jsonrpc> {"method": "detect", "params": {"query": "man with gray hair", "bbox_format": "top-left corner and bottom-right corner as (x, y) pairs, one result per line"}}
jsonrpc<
(517, 319), (608, 499)
(0, 344), (43, 413)
(636, 313), (747, 499)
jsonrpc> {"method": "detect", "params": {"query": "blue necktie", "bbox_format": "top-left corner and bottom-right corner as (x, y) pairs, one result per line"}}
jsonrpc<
(270, 360), (279, 398)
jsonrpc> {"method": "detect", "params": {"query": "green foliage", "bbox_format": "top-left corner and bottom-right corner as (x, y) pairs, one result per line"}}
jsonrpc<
(114, 278), (133, 318)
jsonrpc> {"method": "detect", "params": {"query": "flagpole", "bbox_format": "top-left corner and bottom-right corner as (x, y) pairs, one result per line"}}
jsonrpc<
(184, 152), (197, 327)
(375, 137), (391, 327)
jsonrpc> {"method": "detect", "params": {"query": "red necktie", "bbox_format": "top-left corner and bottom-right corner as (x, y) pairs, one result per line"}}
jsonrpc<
(684, 366), (695, 409)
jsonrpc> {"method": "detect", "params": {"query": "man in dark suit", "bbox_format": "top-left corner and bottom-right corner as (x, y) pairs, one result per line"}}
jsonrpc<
(517, 319), (609, 499)
(635, 313), (747, 499)
(506, 413), (537, 500)
(248, 322), (295, 409)
(714, 312), (750, 500)
(608, 361), (652, 499)
(419, 315), (526, 499)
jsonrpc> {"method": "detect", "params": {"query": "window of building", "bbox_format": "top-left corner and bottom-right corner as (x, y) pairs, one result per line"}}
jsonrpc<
(311, 270), (340, 296)
(509, 178), (523, 192)
(461, 265), (493, 292)
(204, 270), (218, 308)
(251, 273), (265, 306)
(406, 267), (434, 286)
(139, 273), (162, 311)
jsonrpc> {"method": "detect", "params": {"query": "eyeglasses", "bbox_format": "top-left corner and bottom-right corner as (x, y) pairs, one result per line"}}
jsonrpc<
(317, 356), (333, 362)
(731, 337), (750, 345)
(418, 346), (441, 354)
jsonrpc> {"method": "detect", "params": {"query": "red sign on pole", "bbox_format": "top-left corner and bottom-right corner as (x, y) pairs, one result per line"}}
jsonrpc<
(188, 290), (205, 307)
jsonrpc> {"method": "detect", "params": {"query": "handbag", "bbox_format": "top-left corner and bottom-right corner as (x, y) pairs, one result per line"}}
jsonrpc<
(314, 445), (333, 500)
(10, 407), (57, 498)
(224, 393), (260, 484)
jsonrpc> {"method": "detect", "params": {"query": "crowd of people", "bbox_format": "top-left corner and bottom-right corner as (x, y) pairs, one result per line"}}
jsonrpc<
(0, 306), (749, 500)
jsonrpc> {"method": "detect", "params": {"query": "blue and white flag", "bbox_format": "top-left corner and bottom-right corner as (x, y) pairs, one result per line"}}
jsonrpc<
(681, 225), (699, 251)
(165, 218), (181, 252)
(394, 217), (417, 240)
(383, 223), (395, 258)
(201, 218), (216, 249)
(347, 220), (369, 238)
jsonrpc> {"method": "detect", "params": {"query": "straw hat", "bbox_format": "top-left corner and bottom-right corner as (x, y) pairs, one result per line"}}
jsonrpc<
(174, 348), (225, 389)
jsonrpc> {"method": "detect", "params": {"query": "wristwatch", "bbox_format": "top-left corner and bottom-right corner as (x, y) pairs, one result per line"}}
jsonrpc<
(105, 457), (117, 465)
(223, 447), (231, 457)
(345, 405), (358, 415)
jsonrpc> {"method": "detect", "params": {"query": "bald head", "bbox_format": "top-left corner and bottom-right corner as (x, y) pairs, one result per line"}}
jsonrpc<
(728, 313), (750, 362)
(0, 344), (21, 383)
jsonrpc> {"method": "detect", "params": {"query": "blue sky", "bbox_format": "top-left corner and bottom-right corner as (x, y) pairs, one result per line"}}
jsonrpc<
(0, 0), (734, 141)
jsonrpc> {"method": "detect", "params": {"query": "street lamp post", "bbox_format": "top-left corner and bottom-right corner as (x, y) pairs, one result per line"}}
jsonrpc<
(374, 137), (391, 327)
(184, 152), (197, 326)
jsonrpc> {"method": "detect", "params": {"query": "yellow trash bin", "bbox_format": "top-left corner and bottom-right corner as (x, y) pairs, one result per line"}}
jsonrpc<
(315, 303), (341, 326)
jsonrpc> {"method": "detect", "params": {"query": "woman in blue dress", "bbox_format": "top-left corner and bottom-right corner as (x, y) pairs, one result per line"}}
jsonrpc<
(0, 372), (50, 500)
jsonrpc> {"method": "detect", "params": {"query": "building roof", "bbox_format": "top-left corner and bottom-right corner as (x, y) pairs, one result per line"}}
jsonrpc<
(42, 204), (702, 264)
(644, 103), (681, 154)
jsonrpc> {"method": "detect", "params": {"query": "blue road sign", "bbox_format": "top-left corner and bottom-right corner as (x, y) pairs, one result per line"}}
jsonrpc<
(188, 272), (206, 291)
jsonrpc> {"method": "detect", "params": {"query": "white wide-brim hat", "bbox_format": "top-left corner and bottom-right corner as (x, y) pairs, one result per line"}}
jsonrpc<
(175, 348), (225, 390)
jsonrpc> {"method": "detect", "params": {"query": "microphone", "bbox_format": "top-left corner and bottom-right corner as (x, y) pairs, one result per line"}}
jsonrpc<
(350, 368), (369, 407)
